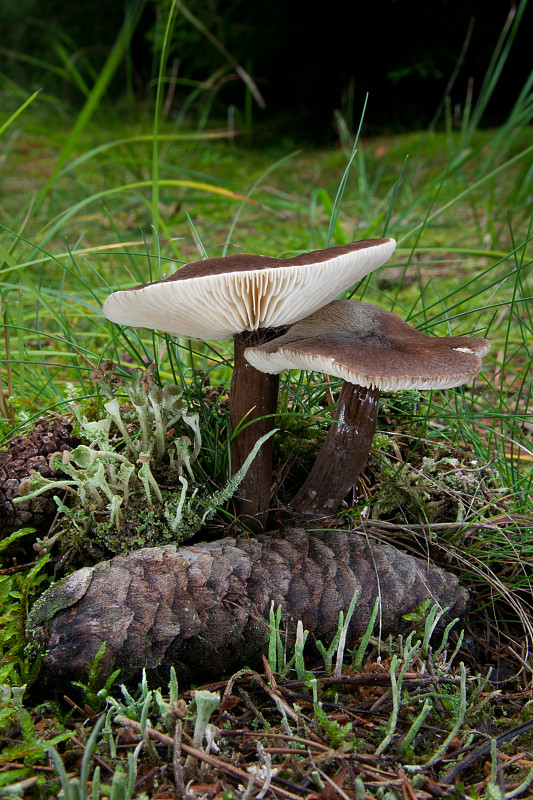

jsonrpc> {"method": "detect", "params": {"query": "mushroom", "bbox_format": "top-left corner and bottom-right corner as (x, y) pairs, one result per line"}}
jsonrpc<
(244, 299), (491, 516)
(102, 239), (396, 529)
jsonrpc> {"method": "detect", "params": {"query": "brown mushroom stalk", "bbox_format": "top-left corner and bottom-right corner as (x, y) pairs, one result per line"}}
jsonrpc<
(102, 240), (396, 529)
(230, 330), (281, 529)
(244, 300), (491, 518)
(290, 382), (380, 515)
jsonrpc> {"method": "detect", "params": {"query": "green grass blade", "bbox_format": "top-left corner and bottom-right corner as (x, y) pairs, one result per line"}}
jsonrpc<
(0, 89), (42, 137)
(39, 0), (145, 199)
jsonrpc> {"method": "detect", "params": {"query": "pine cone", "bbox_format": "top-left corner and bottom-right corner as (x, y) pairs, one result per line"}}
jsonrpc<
(0, 417), (81, 536)
(27, 529), (469, 686)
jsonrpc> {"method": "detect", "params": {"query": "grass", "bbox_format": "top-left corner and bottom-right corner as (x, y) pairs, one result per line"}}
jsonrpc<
(0, 7), (533, 795)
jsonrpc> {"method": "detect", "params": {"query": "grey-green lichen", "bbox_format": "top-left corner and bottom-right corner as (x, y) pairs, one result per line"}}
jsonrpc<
(16, 365), (274, 566)
(364, 434), (507, 525)
(28, 568), (94, 628)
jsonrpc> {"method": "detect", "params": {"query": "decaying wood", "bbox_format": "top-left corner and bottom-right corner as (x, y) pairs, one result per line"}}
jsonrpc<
(27, 528), (468, 685)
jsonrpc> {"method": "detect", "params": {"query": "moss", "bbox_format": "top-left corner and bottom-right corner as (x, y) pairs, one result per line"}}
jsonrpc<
(363, 436), (507, 525)
(50, 487), (203, 571)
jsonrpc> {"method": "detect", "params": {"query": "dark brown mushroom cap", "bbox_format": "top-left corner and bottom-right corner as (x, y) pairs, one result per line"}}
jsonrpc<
(244, 300), (491, 390)
(102, 239), (396, 340)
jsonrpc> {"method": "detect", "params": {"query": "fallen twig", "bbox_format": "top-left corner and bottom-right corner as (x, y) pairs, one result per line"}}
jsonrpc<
(441, 718), (533, 783)
(115, 716), (317, 800)
(284, 672), (469, 689)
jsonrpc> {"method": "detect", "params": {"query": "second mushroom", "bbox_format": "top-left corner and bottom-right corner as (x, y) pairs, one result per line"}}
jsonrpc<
(244, 299), (491, 516)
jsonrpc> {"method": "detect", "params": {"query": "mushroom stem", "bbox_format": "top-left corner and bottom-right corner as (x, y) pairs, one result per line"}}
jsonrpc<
(229, 331), (280, 530)
(290, 382), (380, 516)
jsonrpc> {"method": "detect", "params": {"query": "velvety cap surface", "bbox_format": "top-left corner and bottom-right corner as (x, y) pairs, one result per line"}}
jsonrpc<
(102, 239), (396, 339)
(244, 300), (491, 390)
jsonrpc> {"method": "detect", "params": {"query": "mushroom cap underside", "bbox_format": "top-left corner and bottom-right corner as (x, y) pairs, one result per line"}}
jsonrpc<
(244, 300), (491, 391)
(102, 239), (396, 340)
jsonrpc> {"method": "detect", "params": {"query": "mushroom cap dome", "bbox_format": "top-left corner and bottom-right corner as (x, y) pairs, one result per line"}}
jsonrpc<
(244, 300), (491, 391)
(102, 239), (396, 340)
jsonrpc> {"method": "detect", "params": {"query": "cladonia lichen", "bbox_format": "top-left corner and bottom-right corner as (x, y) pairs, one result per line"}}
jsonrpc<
(16, 365), (275, 560)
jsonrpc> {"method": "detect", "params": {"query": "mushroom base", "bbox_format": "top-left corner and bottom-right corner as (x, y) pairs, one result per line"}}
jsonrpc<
(290, 383), (380, 516)
(229, 330), (281, 531)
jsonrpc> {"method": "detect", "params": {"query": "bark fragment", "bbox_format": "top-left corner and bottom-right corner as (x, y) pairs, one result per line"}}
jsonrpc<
(27, 529), (468, 686)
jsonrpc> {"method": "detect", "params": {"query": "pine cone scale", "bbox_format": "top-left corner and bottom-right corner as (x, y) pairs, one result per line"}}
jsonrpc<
(0, 417), (81, 536)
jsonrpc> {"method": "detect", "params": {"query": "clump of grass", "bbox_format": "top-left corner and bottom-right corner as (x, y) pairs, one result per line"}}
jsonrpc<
(0, 530), (50, 687)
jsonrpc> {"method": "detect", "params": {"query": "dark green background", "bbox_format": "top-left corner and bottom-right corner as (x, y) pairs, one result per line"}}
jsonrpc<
(1, 0), (530, 139)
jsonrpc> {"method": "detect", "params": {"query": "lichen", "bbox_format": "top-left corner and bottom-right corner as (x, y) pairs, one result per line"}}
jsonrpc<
(16, 364), (274, 568)
(365, 436), (507, 525)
